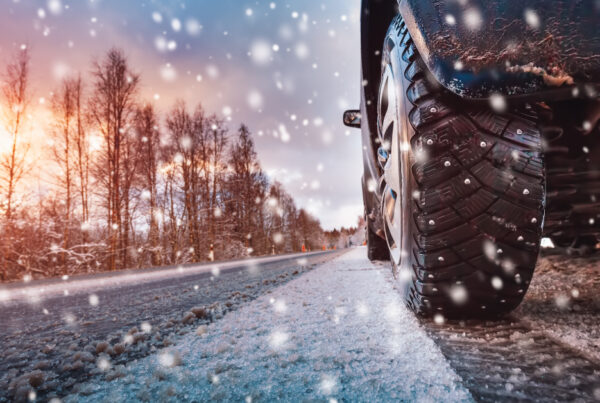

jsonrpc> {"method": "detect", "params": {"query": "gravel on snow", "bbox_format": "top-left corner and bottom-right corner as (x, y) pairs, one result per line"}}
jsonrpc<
(70, 247), (473, 402)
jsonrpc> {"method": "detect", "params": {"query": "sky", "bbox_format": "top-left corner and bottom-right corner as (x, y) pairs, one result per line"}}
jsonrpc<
(0, 0), (364, 230)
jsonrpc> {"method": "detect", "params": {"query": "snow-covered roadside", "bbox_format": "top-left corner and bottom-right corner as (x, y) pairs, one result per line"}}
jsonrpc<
(517, 254), (600, 362)
(70, 247), (472, 402)
(0, 251), (326, 304)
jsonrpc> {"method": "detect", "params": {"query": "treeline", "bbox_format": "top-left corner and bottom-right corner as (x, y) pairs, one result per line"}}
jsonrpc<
(0, 47), (333, 282)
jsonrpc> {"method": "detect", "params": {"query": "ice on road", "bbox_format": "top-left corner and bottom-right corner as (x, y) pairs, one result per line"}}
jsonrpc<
(73, 247), (472, 402)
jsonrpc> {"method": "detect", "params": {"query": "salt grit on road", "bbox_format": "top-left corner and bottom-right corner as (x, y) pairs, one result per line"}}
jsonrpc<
(72, 247), (472, 402)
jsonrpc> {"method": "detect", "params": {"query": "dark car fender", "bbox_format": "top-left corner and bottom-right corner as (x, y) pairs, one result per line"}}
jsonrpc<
(398, 0), (600, 99)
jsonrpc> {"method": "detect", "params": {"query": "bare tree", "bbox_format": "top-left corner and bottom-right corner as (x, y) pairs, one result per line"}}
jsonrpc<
(166, 101), (202, 261)
(296, 208), (325, 252)
(0, 47), (31, 280)
(135, 104), (162, 266)
(226, 124), (268, 255)
(121, 117), (141, 268)
(199, 114), (228, 255)
(89, 48), (140, 270)
(72, 77), (90, 234)
(0, 47), (31, 221)
(50, 78), (78, 262)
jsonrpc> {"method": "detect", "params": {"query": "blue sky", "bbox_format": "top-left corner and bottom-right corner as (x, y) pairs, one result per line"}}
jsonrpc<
(0, 0), (364, 229)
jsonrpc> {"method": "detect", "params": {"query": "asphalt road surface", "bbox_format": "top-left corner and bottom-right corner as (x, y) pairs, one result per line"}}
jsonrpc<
(1, 248), (599, 402)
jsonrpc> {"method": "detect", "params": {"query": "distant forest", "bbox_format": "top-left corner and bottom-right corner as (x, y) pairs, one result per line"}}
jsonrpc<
(0, 47), (358, 282)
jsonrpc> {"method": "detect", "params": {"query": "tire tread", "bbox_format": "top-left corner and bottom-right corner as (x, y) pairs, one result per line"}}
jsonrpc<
(384, 15), (545, 317)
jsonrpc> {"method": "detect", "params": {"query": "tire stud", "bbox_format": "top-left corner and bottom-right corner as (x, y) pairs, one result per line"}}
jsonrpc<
(428, 219), (435, 225)
(517, 129), (523, 135)
(464, 178), (471, 185)
(517, 235), (524, 242)
(426, 139), (434, 146)
(523, 188), (530, 195)
(438, 256), (445, 262)
(531, 217), (537, 224)
(429, 107), (437, 113)
(480, 141), (487, 148)
(444, 160), (451, 167)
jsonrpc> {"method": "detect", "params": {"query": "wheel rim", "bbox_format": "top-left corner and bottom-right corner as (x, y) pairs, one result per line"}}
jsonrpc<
(377, 60), (403, 264)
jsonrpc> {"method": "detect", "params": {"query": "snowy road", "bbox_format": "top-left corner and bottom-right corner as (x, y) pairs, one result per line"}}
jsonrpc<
(0, 251), (343, 402)
(2, 248), (599, 402)
(67, 247), (472, 402)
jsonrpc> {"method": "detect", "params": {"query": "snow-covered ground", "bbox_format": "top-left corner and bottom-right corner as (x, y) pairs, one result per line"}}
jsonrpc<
(517, 253), (600, 362)
(69, 247), (472, 402)
(0, 252), (340, 402)
(0, 251), (324, 304)
(4, 247), (598, 402)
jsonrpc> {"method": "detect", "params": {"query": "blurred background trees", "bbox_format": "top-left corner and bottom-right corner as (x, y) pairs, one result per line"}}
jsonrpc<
(0, 47), (357, 282)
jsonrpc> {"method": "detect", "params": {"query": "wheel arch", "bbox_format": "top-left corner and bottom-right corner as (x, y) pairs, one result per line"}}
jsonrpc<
(360, 0), (398, 142)
(359, 0), (398, 238)
(397, 0), (600, 99)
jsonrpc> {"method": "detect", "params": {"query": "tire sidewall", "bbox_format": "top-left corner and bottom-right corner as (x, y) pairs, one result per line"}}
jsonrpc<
(379, 23), (419, 299)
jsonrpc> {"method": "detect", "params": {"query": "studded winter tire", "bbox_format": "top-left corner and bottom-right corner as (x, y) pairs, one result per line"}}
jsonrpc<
(377, 16), (546, 318)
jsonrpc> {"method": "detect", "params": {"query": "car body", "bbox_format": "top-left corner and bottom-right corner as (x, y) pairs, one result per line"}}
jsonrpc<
(355, 0), (600, 246)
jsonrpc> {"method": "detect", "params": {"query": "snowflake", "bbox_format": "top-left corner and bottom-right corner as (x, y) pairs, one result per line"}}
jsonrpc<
(268, 330), (289, 350)
(152, 12), (163, 23)
(449, 284), (468, 305)
(160, 64), (177, 82)
(273, 299), (287, 313)
(355, 301), (369, 317)
(295, 42), (309, 60)
(171, 18), (182, 32)
(319, 374), (337, 395)
(97, 357), (111, 371)
(463, 8), (483, 31)
(524, 9), (540, 29)
(250, 40), (272, 66)
(89, 294), (99, 306)
(433, 313), (445, 325)
(247, 90), (264, 110)
(490, 93), (507, 113)
(47, 0), (62, 15)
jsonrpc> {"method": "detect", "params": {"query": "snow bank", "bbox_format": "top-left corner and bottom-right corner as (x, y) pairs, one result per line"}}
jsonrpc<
(70, 247), (472, 402)
(0, 251), (325, 305)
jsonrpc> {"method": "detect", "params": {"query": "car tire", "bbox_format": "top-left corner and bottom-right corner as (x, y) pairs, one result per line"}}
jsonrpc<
(377, 16), (546, 318)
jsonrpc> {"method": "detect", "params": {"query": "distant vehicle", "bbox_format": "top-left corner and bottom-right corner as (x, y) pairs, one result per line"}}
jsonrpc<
(344, 0), (600, 317)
